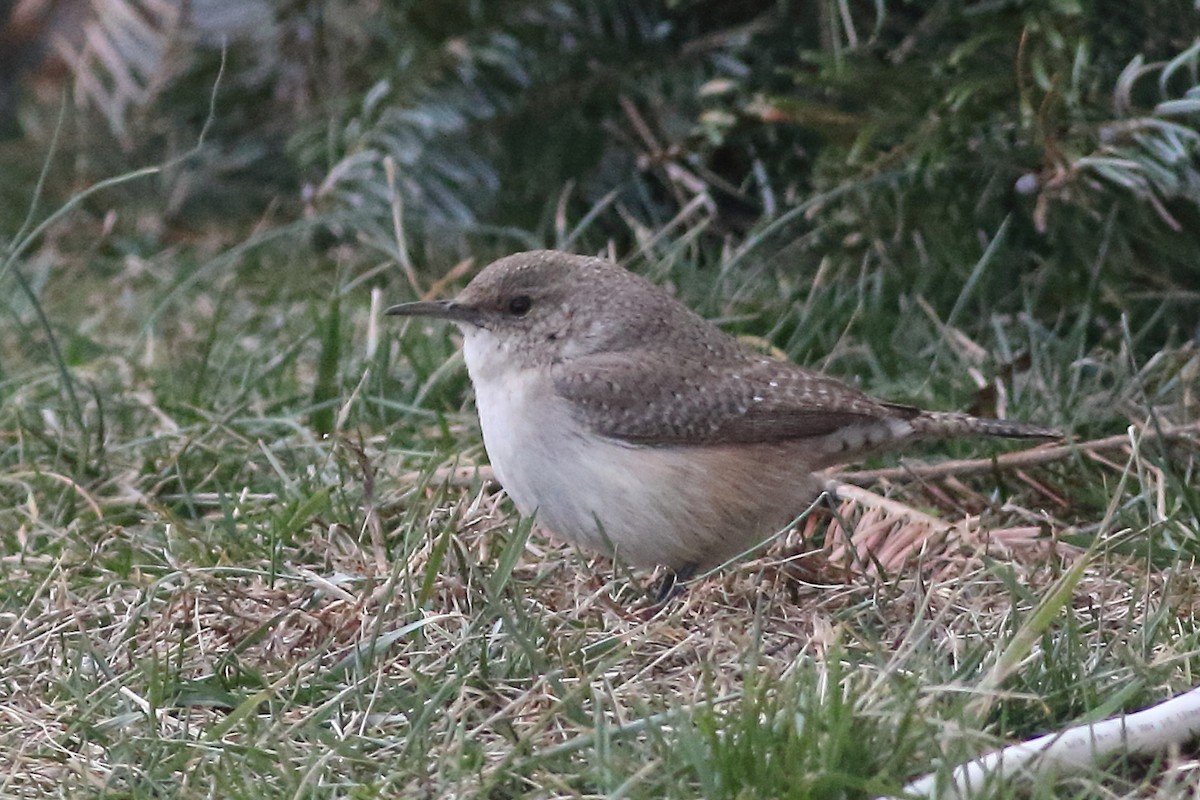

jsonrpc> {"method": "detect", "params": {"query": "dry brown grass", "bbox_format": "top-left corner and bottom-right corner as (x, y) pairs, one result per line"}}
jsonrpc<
(6, 426), (1197, 798)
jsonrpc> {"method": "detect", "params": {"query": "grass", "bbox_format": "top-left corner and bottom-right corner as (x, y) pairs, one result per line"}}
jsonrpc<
(1, 154), (1198, 800)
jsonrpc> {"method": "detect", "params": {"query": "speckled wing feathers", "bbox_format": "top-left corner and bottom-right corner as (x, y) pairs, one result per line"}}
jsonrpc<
(551, 353), (917, 447)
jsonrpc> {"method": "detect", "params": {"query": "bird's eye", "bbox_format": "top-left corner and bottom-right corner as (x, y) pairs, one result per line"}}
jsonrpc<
(507, 295), (532, 316)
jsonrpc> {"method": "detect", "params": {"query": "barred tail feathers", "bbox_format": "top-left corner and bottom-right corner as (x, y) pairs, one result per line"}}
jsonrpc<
(908, 411), (1061, 441)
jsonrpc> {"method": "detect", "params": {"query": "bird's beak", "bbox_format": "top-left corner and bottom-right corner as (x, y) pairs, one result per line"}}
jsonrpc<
(385, 299), (484, 326)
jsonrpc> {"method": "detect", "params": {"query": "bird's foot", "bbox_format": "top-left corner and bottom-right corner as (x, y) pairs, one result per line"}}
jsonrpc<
(650, 563), (697, 605)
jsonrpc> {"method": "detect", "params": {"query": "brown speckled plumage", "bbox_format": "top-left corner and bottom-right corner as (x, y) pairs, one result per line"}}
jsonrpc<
(388, 250), (1060, 571)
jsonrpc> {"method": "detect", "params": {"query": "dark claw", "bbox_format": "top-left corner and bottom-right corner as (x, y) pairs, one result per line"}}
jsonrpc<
(652, 563), (697, 604)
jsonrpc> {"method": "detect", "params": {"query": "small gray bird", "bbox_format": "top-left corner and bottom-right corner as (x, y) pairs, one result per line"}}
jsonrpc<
(388, 250), (1058, 575)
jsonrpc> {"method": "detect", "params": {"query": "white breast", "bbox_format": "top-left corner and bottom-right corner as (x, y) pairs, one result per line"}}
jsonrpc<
(459, 328), (820, 569)
(461, 329), (754, 568)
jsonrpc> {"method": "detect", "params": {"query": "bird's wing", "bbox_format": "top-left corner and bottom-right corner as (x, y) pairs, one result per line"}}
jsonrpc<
(551, 353), (918, 447)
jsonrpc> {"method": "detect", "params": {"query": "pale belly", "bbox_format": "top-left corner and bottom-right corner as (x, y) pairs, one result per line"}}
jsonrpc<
(464, 338), (821, 569)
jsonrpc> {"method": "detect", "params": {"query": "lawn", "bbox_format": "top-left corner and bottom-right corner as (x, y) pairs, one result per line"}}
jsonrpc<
(2, 3), (1200, 798)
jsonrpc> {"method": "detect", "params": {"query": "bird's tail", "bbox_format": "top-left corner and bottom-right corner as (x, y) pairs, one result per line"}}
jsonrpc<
(909, 410), (1061, 441)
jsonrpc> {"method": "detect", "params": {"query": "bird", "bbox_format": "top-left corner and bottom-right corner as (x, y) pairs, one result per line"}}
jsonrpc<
(387, 250), (1058, 577)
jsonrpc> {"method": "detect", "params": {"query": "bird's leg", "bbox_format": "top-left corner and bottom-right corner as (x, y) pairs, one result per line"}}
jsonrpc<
(652, 563), (697, 604)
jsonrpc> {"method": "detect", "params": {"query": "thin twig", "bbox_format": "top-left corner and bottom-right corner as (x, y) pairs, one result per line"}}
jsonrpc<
(828, 482), (951, 531)
(838, 421), (1200, 485)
